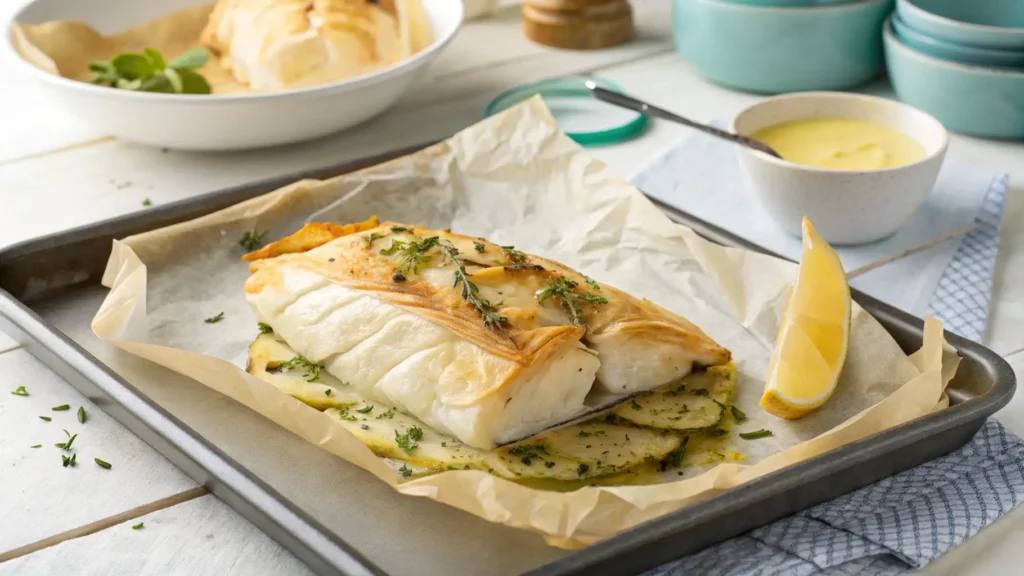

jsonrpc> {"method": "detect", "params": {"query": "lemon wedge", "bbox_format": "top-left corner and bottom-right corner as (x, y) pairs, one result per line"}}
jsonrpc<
(761, 218), (851, 419)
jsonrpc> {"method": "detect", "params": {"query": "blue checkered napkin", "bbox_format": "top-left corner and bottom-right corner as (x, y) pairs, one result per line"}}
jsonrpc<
(926, 175), (1010, 342)
(646, 420), (1024, 576)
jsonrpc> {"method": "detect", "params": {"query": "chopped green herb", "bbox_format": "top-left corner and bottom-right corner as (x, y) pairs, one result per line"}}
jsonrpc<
(390, 226), (408, 233)
(730, 405), (747, 423)
(61, 454), (71, 467)
(88, 47), (211, 94)
(501, 246), (530, 271)
(204, 312), (225, 324)
(440, 241), (509, 332)
(398, 465), (413, 477)
(239, 229), (268, 251)
(544, 461), (556, 468)
(440, 441), (447, 448)
(39, 416), (52, 422)
(324, 389), (332, 397)
(508, 444), (549, 456)
(56, 433), (78, 451)
(520, 455), (534, 466)
(77, 407), (87, 424)
(706, 428), (728, 437)
(473, 241), (486, 253)
(739, 429), (773, 440)
(395, 427), (424, 454)
(356, 405), (373, 414)
(691, 388), (710, 397)
(11, 386), (28, 396)
(381, 236), (440, 275)
(577, 463), (590, 476)
(132, 522), (144, 530)
(360, 424), (369, 430)
(364, 232), (387, 246)
(376, 408), (396, 420)
(257, 322), (274, 334)
(578, 431), (592, 437)
(336, 408), (357, 422)
(142, 198), (152, 207)
(584, 276), (601, 291)
(631, 399), (642, 410)
(536, 276), (608, 326)
(668, 436), (689, 468)
(95, 458), (113, 469)
(30, 444), (41, 448)
(277, 356), (321, 382)
(52, 405), (70, 411)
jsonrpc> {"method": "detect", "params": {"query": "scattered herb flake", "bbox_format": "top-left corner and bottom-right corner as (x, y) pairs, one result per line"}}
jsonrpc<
(398, 465), (413, 477)
(440, 241), (509, 332)
(52, 405), (70, 411)
(473, 241), (486, 253)
(364, 232), (387, 246)
(324, 389), (332, 397)
(631, 399), (642, 410)
(336, 408), (357, 422)
(536, 276), (608, 326)
(544, 461), (556, 468)
(204, 312), (225, 324)
(739, 429), (773, 440)
(576, 463), (590, 476)
(577, 431), (592, 437)
(39, 416), (52, 422)
(508, 444), (549, 456)
(520, 455), (534, 466)
(11, 386), (28, 396)
(132, 522), (144, 530)
(691, 388), (710, 397)
(142, 198), (152, 207)
(257, 322), (274, 334)
(500, 246), (530, 271)
(360, 424), (369, 430)
(669, 437), (689, 468)
(730, 405), (748, 423)
(381, 236), (440, 275)
(706, 428), (728, 437)
(78, 407), (87, 424)
(356, 405), (373, 414)
(61, 454), (71, 467)
(30, 444), (41, 449)
(239, 229), (268, 251)
(584, 276), (601, 291)
(390, 226), (408, 233)
(395, 427), (424, 454)
(95, 458), (113, 469)
(277, 356), (321, 382)
(376, 408), (396, 420)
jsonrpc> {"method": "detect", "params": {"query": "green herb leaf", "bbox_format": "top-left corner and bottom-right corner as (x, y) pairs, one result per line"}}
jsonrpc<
(576, 463), (590, 476)
(381, 236), (440, 275)
(31, 444), (41, 449)
(508, 444), (548, 456)
(239, 229), (268, 251)
(52, 404), (70, 411)
(94, 458), (113, 469)
(376, 408), (396, 420)
(500, 246), (530, 271)
(398, 464), (413, 477)
(167, 47), (210, 70)
(473, 241), (486, 253)
(142, 198), (153, 207)
(278, 356), (321, 382)
(142, 46), (166, 70)
(536, 276), (608, 326)
(706, 428), (728, 437)
(138, 73), (174, 93)
(324, 389), (332, 397)
(691, 388), (710, 397)
(360, 424), (369, 430)
(204, 312), (225, 324)
(61, 454), (71, 467)
(132, 522), (144, 530)
(39, 416), (52, 422)
(584, 276), (601, 291)
(440, 241), (509, 332)
(395, 426), (424, 454)
(78, 406), (87, 424)
(544, 461), (555, 468)
(177, 70), (212, 95)
(62, 433), (78, 451)
(730, 405), (747, 422)
(390, 226), (408, 233)
(11, 386), (28, 396)
(364, 232), (387, 246)
(356, 405), (373, 414)
(258, 322), (274, 334)
(631, 399), (642, 410)
(112, 53), (153, 80)
(336, 408), (357, 422)
(739, 429), (773, 440)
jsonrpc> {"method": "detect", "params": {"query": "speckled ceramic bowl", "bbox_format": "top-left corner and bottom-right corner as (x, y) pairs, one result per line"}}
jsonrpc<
(731, 92), (948, 245)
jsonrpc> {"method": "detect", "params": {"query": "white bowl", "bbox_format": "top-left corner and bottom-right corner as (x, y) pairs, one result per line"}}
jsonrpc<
(731, 92), (948, 245)
(3, 0), (463, 151)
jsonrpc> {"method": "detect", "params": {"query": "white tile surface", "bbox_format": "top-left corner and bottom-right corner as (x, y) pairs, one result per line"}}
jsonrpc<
(0, 348), (196, 552)
(0, 495), (313, 576)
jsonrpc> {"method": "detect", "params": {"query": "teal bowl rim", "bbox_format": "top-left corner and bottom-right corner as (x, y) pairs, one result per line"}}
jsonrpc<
(676, 0), (891, 13)
(711, 0), (861, 7)
(891, 14), (1024, 67)
(884, 16), (1024, 76)
(898, 0), (1024, 35)
(483, 76), (648, 147)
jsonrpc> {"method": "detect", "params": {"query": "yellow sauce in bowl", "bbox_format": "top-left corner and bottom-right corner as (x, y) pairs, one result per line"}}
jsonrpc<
(751, 118), (927, 171)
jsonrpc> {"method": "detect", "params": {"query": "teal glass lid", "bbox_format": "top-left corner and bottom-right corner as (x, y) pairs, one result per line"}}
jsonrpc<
(484, 76), (648, 147)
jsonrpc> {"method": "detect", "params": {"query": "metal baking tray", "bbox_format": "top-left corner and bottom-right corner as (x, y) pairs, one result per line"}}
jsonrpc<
(0, 145), (1014, 576)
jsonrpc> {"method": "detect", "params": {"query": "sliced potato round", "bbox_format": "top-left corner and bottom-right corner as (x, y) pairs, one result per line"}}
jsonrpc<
(613, 363), (736, 431)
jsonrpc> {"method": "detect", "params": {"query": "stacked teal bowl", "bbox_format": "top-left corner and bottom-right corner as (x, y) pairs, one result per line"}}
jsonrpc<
(885, 0), (1024, 139)
(671, 0), (894, 94)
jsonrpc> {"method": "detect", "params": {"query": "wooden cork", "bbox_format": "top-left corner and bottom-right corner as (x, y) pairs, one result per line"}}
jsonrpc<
(522, 0), (634, 50)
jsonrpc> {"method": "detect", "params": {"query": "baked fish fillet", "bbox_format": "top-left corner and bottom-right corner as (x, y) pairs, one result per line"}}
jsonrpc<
(244, 218), (730, 449)
(201, 0), (431, 91)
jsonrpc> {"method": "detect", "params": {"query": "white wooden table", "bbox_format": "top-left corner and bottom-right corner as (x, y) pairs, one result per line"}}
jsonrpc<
(1, 2), (1022, 575)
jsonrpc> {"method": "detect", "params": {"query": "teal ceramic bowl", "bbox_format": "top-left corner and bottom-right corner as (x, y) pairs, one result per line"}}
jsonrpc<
(672, 0), (893, 94)
(892, 14), (1024, 69)
(716, 0), (857, 6)
(884, 19), (1024, 139)
(897, 0), (1024, 50)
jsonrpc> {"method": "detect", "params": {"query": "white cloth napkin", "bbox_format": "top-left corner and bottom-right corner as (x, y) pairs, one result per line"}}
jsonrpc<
(631, 129), (996, 317)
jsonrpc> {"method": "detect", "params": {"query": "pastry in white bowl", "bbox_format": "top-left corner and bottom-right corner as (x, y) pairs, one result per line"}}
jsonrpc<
(243, 217), (731, 450)
(201, 0), (433, 90)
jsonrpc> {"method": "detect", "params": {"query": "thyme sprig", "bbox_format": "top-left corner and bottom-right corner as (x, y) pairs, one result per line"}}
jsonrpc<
(536, 276), (608, 326)
(440, 241), (509, 332)
(501, 246), (530, 271)
(278, 356), (321, 382)
(381, 236), (440, 276)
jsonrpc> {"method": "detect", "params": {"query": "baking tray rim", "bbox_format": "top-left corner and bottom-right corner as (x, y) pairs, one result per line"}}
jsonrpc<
(0, 153), (1015, 576)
